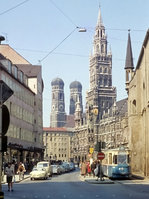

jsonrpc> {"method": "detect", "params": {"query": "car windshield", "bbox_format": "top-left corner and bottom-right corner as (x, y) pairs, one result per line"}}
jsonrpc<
(38, 163), (48, 168)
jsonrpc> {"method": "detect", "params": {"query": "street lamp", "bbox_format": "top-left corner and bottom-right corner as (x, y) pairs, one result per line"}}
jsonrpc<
(78, 27), (87, 32)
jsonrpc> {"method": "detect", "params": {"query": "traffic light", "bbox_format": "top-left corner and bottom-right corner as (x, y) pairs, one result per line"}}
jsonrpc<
(1, 136), (7, 152)
(95, 141), (106, 152)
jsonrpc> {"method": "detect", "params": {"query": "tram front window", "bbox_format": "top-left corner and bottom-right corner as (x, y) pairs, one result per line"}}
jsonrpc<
(117, 154), (127, 164)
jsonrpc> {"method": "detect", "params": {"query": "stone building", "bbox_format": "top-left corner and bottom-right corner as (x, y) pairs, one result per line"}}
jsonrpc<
(98, 98), (128, 150)
(0, 43), (44, 164)
(69, 81), (83, 115)
(50, 78), (66, 127)
(72, 7), (128, 163)
(86, 7), (116, 120)
(125, 29), (149, 177)
(43, 127), (74, 162)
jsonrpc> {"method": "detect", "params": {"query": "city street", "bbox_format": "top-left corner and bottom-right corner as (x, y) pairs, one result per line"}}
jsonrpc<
(2, 169), (149, 199)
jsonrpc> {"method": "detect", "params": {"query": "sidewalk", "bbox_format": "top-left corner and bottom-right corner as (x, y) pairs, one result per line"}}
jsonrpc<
(1, 174), (30, 184)
(80, 175), (114, 184)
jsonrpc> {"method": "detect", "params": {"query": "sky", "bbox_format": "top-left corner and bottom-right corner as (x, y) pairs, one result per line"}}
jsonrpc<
(0, 0), (149, 127)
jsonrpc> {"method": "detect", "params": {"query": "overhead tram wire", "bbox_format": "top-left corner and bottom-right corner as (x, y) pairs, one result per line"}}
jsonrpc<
(39, 27), (79, 62)
(49, 0), (78, 27)
(0, 0), (30, 16)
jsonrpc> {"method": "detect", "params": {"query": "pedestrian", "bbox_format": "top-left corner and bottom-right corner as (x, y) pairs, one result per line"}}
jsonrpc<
(5, 162), (14, 192)
(81, 161), (87, 178)
(96, 161), (104, 181)
(17, 162), (25, 180)
(87, 161), (91, 176)
(91, 161), (96, 177)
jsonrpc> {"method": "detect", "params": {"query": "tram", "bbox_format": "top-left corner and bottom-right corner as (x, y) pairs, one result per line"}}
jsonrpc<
(101, 146), (131, 179)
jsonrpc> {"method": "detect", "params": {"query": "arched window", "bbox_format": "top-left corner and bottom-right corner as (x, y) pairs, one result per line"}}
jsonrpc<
(96, 45), (99, 53)
(101, 44), (104, 53)
(132, 100), (136, 114)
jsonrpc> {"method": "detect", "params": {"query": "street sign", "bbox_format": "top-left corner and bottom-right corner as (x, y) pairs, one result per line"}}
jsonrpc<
(2, 105), (10, 135)
(89, 147), (94, 154)
(0, 80), (13, 104)
(97, 152), (105, 160)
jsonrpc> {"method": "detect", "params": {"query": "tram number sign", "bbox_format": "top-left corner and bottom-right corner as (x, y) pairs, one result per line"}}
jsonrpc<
(97, 152), (105, 160)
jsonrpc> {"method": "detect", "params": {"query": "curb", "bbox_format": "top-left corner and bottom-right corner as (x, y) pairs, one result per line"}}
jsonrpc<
(85, 179), (114, 184)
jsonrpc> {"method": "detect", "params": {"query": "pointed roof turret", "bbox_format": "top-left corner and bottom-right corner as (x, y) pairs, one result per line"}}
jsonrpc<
(97, 7), (103, 26)
(125, 31), (134, 69)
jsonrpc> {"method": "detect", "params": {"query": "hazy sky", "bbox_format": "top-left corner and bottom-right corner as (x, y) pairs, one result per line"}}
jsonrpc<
(1, 0), (149, 127)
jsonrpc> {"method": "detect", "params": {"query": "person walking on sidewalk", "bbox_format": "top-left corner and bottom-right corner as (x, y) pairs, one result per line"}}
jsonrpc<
(5, 163), (14, 192)
(17, 162), (25, 180)
(81, 161), (87, 178)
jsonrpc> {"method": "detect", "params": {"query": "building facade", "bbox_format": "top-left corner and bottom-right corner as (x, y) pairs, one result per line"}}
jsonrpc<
(0, 44), (44, 165)
(43, 127), (74, 162)
(72, 8), (128, 164)
(125, 29), (149, 177)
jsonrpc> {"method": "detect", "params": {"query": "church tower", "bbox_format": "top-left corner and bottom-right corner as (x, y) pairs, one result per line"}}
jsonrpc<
(69, 81), (83, 115)
(86, 7), (116, 120)
(125, 31), (134, 92)
(50, 78), (66, 127)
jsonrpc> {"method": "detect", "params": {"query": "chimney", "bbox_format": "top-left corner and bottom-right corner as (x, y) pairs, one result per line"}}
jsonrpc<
(0, 36), (5, 44)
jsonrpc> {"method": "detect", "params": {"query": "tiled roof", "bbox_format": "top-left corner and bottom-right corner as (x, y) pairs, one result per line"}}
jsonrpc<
(0, 44), (30, 64)
(16, 64), (41, 77)
(65, 115), (75, 128)
(43, 127), (68, 132)
(116, 98), (128, 116)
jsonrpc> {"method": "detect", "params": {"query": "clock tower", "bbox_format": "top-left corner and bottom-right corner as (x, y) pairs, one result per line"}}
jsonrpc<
(50, 78), (66, 127)
(86, 7), (116, 120)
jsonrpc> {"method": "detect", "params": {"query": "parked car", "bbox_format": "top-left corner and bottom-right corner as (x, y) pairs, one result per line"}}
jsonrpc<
(62, 162), (70, 172)
(51, 165), (61, 174)
(37, 161), (52, 177)
(59, 165), (65, 173)
(30, 167), (48, 180)
(69, 162), (75, 171)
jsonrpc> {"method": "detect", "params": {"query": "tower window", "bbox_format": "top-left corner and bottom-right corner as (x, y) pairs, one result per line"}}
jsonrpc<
(101, 44), (104, 53)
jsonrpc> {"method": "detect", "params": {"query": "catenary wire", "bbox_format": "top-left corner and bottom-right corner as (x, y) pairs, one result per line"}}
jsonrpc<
(39, 27), (78, 62)
(49, 0), (78, 27)
(0, 0), (30, 16)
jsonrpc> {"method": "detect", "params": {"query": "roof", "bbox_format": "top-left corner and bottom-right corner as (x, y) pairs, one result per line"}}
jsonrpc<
(65, 115), (75, 128)
(116, 98), (128, 116)
(136, 29), (149, 70)
(0, 44), (30, 64)
(125, 32), (134, 69)
(51, 78), (64, 86)
(69, 81), (82, 89)
(16, 64), (41, 77)
(43, 127), (68, 132)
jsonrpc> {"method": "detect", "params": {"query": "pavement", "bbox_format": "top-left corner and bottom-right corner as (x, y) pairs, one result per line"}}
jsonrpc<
(80, 174), (149, 185)
(1, 173), (30, 184)
(80, 175), (114, 184)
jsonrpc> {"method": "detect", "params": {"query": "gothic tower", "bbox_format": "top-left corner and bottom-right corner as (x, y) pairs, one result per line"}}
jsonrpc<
(50, 77), (66, 127)
(125, 31), (134, 92)
(86, 7), (116, 120)
(69, 81), (83, 115)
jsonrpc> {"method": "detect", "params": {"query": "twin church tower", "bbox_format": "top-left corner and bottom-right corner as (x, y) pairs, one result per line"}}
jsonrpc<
(50, 78), (83, 127)
(50, 7), (116, 127)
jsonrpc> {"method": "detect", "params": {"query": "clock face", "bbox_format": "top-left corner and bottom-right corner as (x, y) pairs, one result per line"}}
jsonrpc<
(59, 104), (63, 111)
(52, 105), (55, 110)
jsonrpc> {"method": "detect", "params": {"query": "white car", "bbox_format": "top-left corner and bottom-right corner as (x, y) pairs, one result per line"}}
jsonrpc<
(51, 165), (61, 174)
(30, 167), (48, 180)
(37, 161), (52, 177)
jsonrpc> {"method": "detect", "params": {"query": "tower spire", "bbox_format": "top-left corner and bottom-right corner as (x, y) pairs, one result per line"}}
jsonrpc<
(97, 6), (103, 26)
(125, 30), (134, 69)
